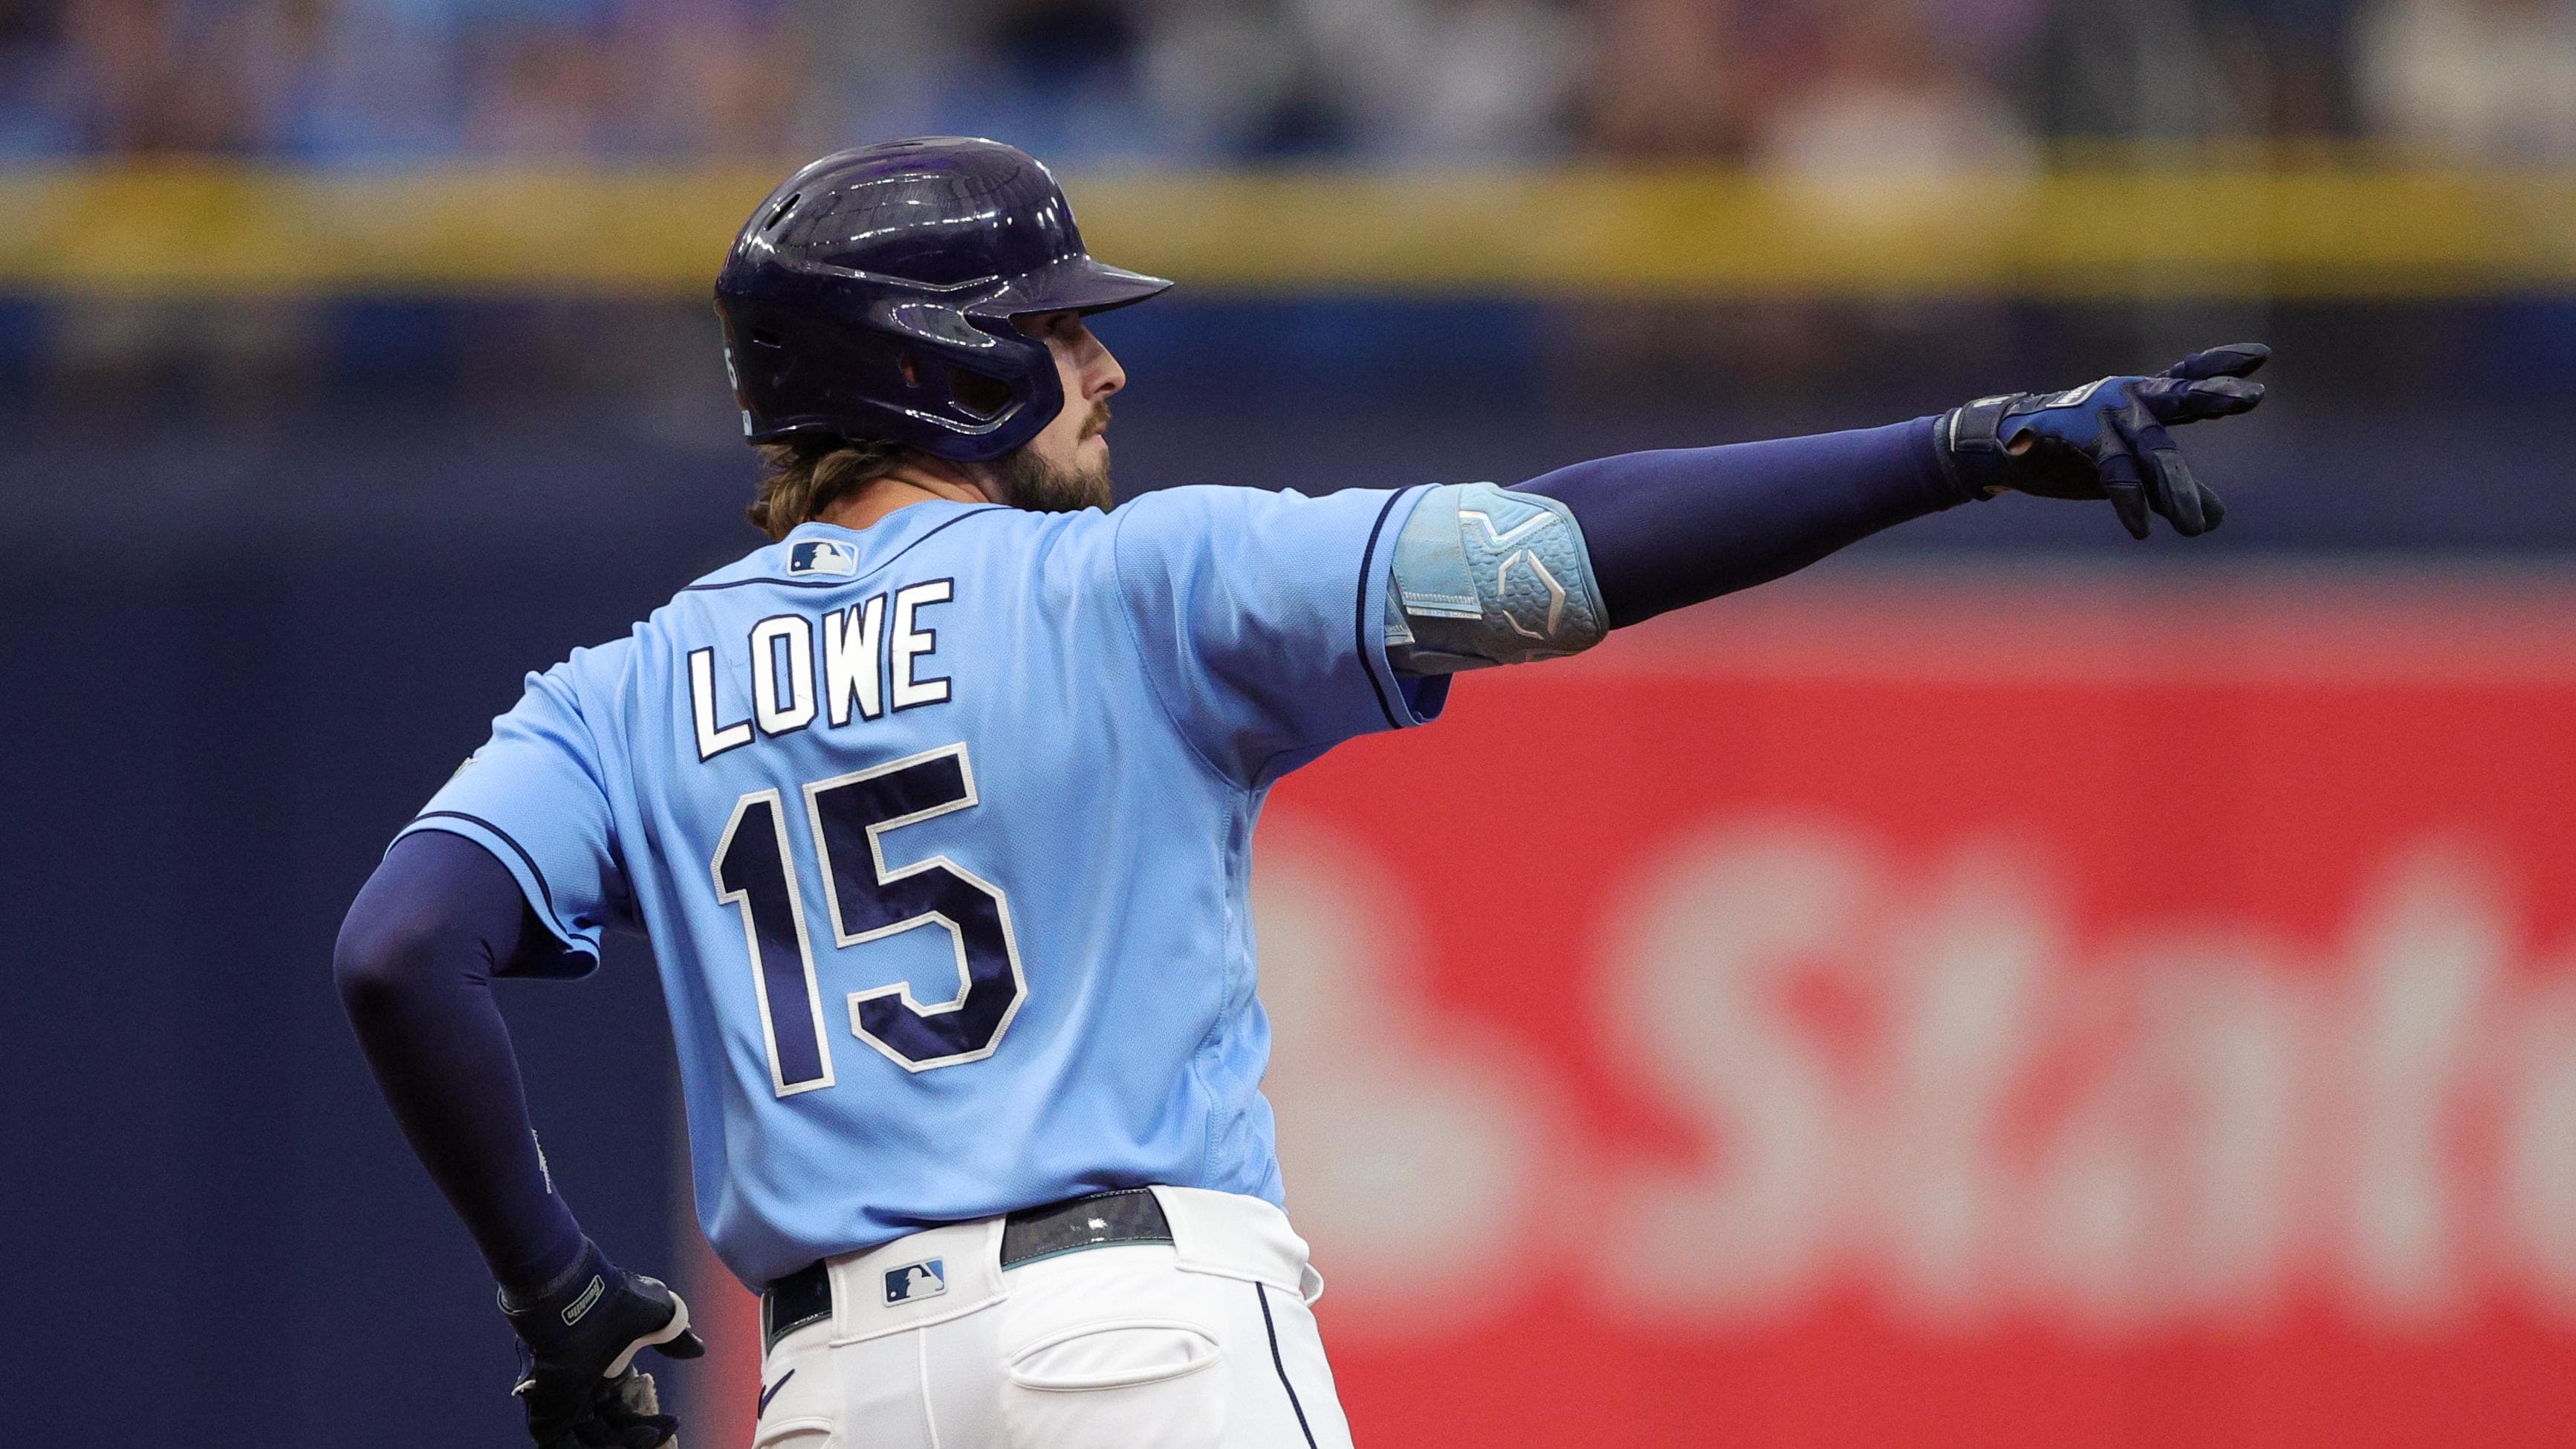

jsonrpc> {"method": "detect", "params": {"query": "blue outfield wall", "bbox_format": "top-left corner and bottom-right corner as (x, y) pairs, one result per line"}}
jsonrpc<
(0, 294), (2570, 1447)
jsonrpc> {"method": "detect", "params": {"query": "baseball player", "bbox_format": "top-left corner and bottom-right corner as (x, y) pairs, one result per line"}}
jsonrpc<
(334, 137), (2267, 1449)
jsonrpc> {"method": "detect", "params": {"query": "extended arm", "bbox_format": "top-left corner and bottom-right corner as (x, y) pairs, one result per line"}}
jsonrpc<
(1386, 345), (2268, 671)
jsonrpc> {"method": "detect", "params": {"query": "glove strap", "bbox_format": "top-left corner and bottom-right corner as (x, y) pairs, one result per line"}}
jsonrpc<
(500, 1238), (615, 1357)
(1937, 394), (2021, 500)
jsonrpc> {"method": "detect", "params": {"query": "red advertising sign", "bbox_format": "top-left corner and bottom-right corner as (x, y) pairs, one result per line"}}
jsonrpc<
(690, 577), (2576, 1447)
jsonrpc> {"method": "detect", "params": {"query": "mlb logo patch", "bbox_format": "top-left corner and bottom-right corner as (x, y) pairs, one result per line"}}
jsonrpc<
(884, 1259), (946, 1305)
(788, 539), (859, 577)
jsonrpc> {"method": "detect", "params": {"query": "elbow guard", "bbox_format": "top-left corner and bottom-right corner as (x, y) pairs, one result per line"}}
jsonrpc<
(1383, 482), (1609, 674)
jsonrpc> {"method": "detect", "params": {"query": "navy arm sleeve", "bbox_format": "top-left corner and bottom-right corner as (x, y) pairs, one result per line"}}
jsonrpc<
(334, 829), (587, 1296)
(1514, 415), (1970, 629)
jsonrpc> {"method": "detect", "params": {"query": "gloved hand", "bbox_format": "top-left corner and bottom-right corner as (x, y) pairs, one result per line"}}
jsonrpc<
(1940, 343), (2269, 539)
(502, 1239), (707, 1449)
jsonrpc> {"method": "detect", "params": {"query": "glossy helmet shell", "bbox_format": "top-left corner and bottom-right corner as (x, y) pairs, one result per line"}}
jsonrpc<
(713, 137), (1171, 462)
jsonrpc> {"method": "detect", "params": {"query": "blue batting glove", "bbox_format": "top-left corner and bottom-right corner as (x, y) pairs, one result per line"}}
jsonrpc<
(1940, 343), (2270, 539)
(501, 1239), (706, 1449)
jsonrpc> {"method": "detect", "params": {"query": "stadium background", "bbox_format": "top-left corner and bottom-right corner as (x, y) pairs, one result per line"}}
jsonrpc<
(3, 1), (2573, 1445)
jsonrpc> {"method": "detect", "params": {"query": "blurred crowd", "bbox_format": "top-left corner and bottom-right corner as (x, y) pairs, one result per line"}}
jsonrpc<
(0, 0), (2569, 167)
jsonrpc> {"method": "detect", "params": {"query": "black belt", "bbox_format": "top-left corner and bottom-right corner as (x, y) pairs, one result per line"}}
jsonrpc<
(762, 1187), (1173, 1352)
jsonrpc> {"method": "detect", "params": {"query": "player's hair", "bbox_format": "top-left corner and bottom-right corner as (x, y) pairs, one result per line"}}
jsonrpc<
(747, 434), (911, 540)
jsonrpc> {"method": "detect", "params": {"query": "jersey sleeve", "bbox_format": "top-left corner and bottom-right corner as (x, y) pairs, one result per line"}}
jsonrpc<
(1112, 484), (1448, 786)
(392, 655), (632, 976)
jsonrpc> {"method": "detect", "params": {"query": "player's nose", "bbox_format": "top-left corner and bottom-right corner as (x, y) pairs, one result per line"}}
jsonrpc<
(1075, 324), (1123, 400)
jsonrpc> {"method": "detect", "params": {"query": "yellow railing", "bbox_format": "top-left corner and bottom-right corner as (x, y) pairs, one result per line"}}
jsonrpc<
(1, 165), (2569, 298)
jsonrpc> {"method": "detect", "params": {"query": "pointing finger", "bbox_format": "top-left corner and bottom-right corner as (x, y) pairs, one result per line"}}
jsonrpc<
(2140, 374), (2264, 424)
(2161, 343), (2270, 381)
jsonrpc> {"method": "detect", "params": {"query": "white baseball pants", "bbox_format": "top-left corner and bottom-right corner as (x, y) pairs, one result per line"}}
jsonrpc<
(750, 1187), (1354, 1449)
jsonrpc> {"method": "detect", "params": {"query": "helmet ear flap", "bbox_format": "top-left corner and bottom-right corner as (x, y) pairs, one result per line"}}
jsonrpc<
(945, 367), (1014, 421)
(993, 322), (1066, 447)
(891, 350), (1008, 421)
(857, 297), (1062, 457)
(873, 299), (1003, 356)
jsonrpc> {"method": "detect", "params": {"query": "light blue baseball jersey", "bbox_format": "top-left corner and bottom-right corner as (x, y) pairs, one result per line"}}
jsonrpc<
(399, 486), (1446, 1288)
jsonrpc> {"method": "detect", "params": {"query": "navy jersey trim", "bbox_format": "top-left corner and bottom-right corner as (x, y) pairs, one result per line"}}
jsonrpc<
(1255, 1283), (1320, 1449)
(407, 810), (561, 917)
(681, 508), (1008, 594)
(1353, 488), (1410, 732)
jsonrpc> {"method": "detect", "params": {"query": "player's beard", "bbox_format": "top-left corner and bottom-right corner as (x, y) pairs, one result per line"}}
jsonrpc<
(992, 404), (1114, 513)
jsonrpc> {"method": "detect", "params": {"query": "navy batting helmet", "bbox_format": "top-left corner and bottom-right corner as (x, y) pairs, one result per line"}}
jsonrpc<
(713, 137), (1171, 463)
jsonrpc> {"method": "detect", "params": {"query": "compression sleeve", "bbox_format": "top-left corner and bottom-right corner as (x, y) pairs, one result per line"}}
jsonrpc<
(1513, 415), (1973, 629)
(334, 829), (588, 1296)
